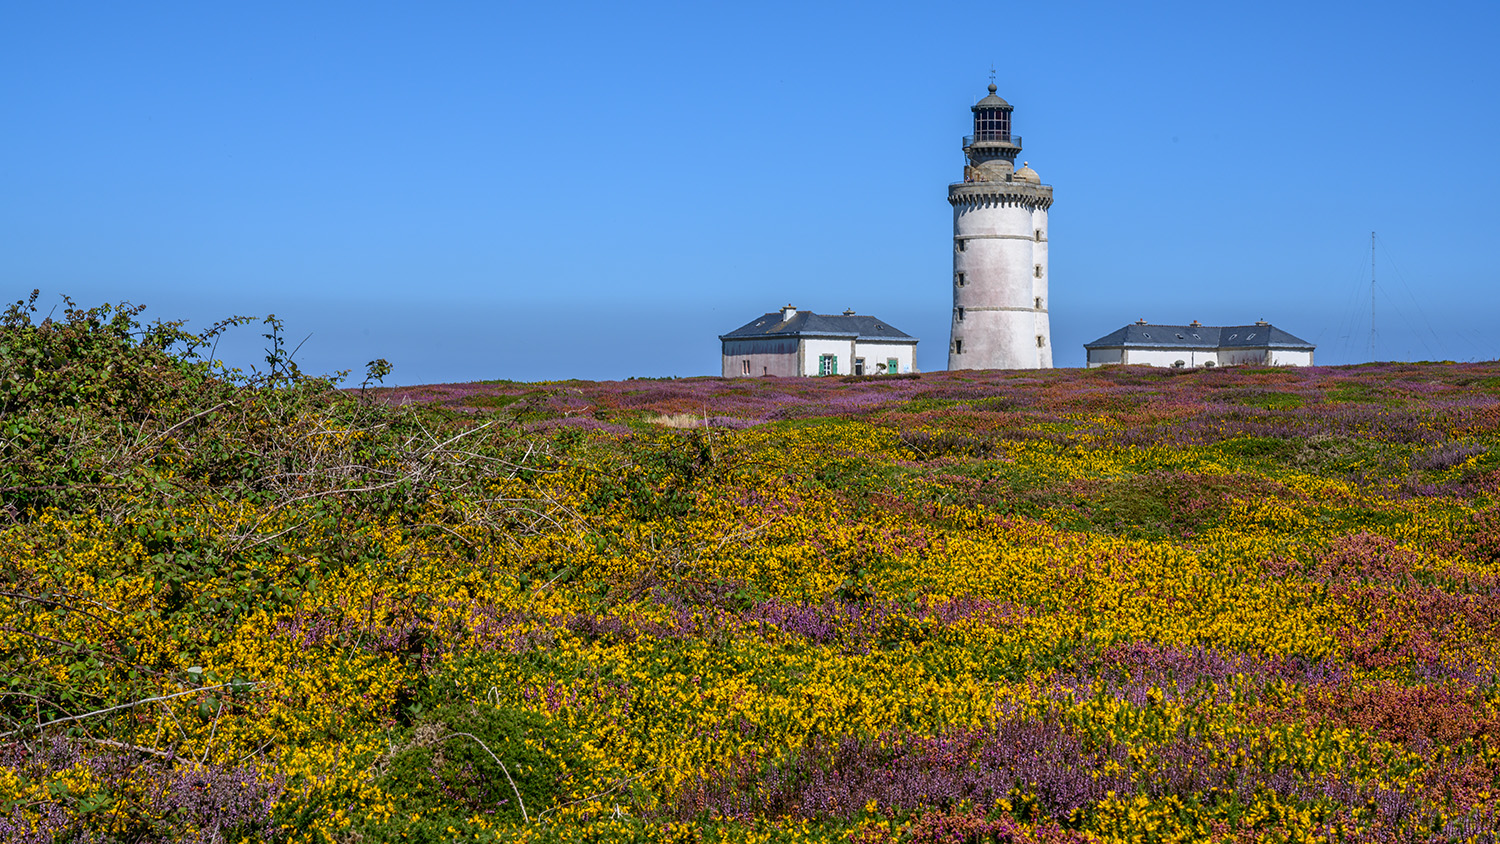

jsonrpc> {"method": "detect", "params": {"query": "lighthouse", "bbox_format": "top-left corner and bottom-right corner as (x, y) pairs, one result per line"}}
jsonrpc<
(948, 84), (1054, 370)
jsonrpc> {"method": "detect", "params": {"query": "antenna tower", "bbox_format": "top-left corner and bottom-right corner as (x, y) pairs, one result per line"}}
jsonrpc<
(1370, 231), (1376, 361)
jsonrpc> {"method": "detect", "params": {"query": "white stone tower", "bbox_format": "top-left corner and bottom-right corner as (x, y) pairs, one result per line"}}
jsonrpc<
(948, 84), (1053, 370)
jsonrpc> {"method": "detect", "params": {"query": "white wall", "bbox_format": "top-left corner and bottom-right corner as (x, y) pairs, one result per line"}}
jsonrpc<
(724, 337), (925, 377)
(1089, 347), (1314, 368)
(854, 342), (917, 375)
(1032, 207), (1050, 368)
(1268, 349), (1314, 366)
(1121, 347), (1219, 368)
(1087, 343), (1314, 369)
(1217, 348), (1273, 367)
(951, 200), (1050, 371)
(801, 337), (853, 376)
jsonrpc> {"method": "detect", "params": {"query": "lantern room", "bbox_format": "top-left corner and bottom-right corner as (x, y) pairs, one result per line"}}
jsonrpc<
(971, 84), (1012, 141)
(963, 84), (1021, 168)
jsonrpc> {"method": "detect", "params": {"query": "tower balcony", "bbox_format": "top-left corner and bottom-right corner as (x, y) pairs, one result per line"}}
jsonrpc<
(948, 178), (1054, 209)
(963, 134), (1021, 148)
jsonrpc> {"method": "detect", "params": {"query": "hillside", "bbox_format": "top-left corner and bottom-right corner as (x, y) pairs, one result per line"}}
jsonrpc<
(5, 298), (1500, 842)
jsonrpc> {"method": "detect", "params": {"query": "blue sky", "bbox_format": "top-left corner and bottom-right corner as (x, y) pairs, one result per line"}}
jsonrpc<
(3, 0), (1497, 384)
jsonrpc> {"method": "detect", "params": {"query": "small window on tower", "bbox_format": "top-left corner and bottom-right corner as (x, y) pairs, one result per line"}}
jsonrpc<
(956, 239), (967, 252)
(1034, 264), (1043, 278)
(955, 272), (965, 287)
(955, 339), (964, 354)
(1036, 335), (1045, 348)
(956, 307), (965, 321)
(1035, 229), (1043, 241)
(1035, 297), (1042, 309)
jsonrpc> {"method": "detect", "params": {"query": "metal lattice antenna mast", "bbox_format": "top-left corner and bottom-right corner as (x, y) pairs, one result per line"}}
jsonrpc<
(1370, 231), (1376, 361)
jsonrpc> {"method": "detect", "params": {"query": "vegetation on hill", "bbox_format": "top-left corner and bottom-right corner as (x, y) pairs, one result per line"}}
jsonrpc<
(4, 294), (1500, 843)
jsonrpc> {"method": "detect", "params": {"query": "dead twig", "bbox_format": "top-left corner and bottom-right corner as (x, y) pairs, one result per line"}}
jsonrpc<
(127, 402), (229, 459)
(0, 682), (255, 739)
(76, 736), (175, 759)
(442, 731), (529, 823)
(538, 765), (664, 820)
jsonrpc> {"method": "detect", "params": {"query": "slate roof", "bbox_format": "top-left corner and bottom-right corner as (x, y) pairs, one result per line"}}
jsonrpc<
(720, 312), (917, 343)
(1084, 324), (1315, 350)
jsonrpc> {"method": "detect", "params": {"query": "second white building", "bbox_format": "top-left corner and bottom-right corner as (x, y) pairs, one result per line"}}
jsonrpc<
(1084, 320), (1316, 368)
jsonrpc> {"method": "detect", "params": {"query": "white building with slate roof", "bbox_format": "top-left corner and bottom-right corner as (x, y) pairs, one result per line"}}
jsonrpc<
(1084, 320), (1315, 368)
(720, 305), (918, 377)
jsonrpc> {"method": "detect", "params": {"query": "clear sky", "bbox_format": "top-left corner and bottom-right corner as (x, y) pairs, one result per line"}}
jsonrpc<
(4, 0), (1497, 384)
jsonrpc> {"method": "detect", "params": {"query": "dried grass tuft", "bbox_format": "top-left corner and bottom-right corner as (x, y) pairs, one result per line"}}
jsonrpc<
(650, 413), (707, 429)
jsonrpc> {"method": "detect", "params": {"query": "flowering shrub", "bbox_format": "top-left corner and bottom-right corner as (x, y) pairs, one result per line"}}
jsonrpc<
(5, 296), (1500, 842)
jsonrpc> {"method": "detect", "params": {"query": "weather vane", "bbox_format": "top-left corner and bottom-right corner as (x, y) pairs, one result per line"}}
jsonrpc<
(989, 64), (996, 85)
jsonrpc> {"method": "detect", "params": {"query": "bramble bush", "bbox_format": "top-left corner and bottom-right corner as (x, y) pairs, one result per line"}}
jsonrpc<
(1, 293), (570, 842)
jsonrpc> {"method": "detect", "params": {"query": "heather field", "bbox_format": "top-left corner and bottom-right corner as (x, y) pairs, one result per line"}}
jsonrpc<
(7, 300), (1500, 843)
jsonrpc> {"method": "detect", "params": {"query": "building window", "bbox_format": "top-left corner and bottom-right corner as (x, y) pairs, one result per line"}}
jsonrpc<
(741, 359), (750, 375)
(854, 357), (865, 376)
(1035, 229), (1042, 241)
(1034, 297), (1042, 310)
(956, 307), (965, 322)
(956, 239), (966, 252)
(818, 354), (838, 376)
(1034, 264), (1043, 278)
(954, 339), (963, 354)
(1036, 335), (1045, 348)
(887, 357), (899, 374)
(955, 272), (965, 287)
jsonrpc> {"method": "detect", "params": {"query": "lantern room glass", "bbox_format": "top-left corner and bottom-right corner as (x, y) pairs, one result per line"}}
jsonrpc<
(973, 108), (1011, 142)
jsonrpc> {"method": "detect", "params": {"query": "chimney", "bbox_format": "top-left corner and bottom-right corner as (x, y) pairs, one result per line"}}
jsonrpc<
(780, 304), (798, 322)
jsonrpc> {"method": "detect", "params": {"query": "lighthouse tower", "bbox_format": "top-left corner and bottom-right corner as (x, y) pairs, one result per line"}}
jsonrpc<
(948, 84), (1054, 370)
